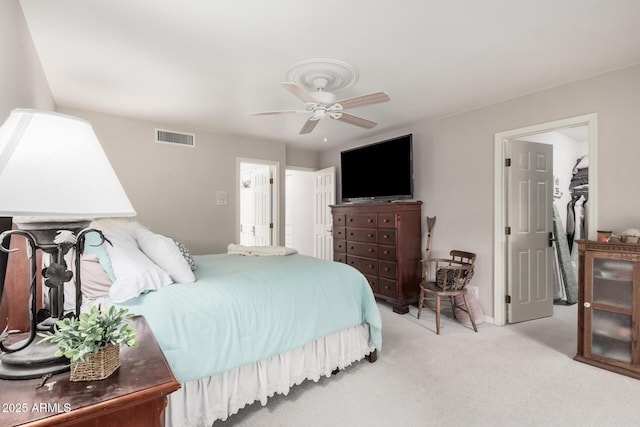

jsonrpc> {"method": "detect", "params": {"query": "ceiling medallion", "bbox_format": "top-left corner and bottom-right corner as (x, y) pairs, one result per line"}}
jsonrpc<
(284, 58), (359, 92)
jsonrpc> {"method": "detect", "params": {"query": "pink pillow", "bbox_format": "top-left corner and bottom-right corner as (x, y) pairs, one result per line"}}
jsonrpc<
(80, 254), (113, 300)
(454, 292), (484, 326)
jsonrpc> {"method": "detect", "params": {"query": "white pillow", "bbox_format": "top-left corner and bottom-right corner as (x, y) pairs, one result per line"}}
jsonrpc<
(103, 227), (174, 303)
(136, 227), (196, 283)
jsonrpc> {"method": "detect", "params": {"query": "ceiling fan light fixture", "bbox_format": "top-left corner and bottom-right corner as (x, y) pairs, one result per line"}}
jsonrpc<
(313, 109), (327, 120)
(311, 91), (336, 105)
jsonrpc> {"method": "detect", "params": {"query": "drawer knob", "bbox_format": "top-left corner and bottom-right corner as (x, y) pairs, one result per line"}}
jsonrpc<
(368, 249), (374, 252)
(368, 219), (373, 223)
(350, 246), (354, 250)
(383, 250), (389, 254)
(384, 267), (390, 271)
(368, 264), (374, 268)
(368, 233), (373, 238)
(584, 302), (591, 308)
(383, 235), (389, 239)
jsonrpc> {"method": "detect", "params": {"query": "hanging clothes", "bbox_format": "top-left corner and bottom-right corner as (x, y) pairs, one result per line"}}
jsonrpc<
(566, 195), (580, 251)
(567, 155), (589, 251)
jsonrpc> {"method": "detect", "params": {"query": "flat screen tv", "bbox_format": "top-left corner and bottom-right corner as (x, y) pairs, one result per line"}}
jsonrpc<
(340, 134), (413, 202)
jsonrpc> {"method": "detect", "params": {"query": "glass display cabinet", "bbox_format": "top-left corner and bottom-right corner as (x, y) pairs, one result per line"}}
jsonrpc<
(575, 240), (640, 379)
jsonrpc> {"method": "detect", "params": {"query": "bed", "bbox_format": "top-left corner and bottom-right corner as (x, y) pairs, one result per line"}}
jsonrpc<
(73, 220), (382, 426)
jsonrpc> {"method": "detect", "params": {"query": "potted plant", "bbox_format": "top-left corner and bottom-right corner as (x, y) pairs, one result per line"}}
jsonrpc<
(39, 305), (138, 381)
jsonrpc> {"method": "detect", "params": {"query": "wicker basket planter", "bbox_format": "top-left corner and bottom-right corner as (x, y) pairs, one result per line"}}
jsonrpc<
(70, 343), (121, 382)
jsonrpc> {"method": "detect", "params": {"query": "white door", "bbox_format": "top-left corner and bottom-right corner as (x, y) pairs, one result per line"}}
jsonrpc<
(506, 140), (554, 323)
(313, 167), (335, 260)
(239, 171), (255, 245)
(253, 166), (273, 246)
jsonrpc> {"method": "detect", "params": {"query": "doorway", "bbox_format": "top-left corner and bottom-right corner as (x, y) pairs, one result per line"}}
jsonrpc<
(284, 166), (335, 260)
(493, 113), (598, 325)
(237, 159), (279, 246)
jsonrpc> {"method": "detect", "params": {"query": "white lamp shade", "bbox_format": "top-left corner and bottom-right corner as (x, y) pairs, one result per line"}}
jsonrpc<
(0, 109), (136, 218)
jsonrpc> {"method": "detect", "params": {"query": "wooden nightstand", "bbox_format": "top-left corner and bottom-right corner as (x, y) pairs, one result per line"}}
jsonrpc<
(0, 316), (180, 426)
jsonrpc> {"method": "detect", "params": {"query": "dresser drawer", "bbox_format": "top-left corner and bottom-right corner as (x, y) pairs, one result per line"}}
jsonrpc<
(378, 213), (397, 228)
(333, 214), (346, 226)
(347, 255), (378, 276)
(379, 245), (397, 261)
(347, 228), (377, 243)
(333, 226), (346, 240)
(346, 213), (377, 228)
(379, 261), (397, 279)
(378, 278), (398, 298)
(333, 252), (346, 263)
(378, 229), (397, 244)
(347, 241), (378, 258)
(333, 239), (346, 254)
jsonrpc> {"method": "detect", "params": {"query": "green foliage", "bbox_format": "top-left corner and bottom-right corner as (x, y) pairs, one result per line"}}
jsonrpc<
(38, 306), (138, 365)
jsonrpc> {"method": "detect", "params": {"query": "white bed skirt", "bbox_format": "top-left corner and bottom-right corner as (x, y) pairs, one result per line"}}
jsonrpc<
(166, 322), (375, 427)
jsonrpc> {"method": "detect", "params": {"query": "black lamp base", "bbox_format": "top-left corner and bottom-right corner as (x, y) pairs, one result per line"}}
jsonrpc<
(0, 338), (69, 380)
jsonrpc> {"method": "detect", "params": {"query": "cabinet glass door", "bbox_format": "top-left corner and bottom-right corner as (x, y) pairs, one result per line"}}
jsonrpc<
(587, 255), (634, 363)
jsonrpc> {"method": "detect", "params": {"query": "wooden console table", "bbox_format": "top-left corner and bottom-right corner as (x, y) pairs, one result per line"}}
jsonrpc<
(0, 316), (180, 426)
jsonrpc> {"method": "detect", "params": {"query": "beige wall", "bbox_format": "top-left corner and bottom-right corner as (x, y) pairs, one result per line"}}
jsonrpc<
(59, 108), (287, 255)
(285, 147), (320, 170)
(0, 0), (54, 120)
(321, 62), (640, 318)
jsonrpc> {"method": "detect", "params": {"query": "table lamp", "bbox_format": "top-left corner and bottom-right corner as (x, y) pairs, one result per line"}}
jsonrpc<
(0, 109), (136, 379)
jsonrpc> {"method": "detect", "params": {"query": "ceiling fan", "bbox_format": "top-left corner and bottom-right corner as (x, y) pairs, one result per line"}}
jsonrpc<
(252, 77), (390, 134)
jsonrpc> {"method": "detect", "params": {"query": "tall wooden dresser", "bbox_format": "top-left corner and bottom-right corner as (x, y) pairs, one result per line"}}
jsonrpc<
(330, 201), (422, 314)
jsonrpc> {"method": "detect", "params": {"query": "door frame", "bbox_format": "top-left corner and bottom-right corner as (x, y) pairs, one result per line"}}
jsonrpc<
(493, 113), (598, 326)
(236, 158), (280, 246)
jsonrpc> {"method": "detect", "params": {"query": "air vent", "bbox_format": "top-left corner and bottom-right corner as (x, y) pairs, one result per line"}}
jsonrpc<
(155, 128), (195, 147)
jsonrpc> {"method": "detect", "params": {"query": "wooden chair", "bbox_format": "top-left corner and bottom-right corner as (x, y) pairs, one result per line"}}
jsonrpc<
(417, 250), (478, 334)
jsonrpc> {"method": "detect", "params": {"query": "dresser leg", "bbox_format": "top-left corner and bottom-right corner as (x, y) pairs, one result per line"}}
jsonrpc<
(392, 304), (409, 314)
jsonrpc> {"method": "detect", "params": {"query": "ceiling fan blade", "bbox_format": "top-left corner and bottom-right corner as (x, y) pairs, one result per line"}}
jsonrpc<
(335, 112), (377, 129)
(250, 110), (305, 116)
(281, 82), (316, 104)
(299, 118), (320, 134)
(336, 92), (390, 110)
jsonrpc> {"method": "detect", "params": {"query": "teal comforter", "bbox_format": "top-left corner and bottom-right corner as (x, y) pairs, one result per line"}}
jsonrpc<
(116, 254), (382, 382)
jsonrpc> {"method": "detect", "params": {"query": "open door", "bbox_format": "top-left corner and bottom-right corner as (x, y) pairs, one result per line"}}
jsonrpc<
(313, 167), (335, 260)
(506, 139), (554, 323)
(239, 163), (274, 246)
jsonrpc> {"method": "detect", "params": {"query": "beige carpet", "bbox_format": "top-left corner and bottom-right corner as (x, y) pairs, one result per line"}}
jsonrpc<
(217, 302), (640, 427)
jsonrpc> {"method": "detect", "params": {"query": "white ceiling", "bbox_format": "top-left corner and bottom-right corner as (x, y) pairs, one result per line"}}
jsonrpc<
(18, 0), (640, 150)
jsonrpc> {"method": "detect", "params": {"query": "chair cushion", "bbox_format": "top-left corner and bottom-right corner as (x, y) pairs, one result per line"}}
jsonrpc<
(436, 267), (473, 290)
